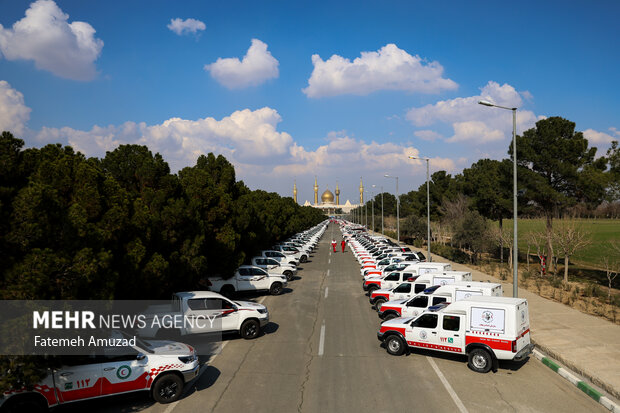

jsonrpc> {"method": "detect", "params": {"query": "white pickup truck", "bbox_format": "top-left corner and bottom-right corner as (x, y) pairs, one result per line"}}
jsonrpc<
(251, 256), (297, 281)
(378, 296), (533, 373)
(0, 331), (200, 411)
(139, 291), (269, 340)
(209, 265), (287, 296)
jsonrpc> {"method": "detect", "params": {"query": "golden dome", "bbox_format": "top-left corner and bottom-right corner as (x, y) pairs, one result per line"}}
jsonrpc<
(321, 188), (335, 204)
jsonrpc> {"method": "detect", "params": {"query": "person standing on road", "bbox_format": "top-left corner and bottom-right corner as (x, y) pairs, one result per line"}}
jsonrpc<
(331, 239), (337, 252)
(341, 239), (346, 253)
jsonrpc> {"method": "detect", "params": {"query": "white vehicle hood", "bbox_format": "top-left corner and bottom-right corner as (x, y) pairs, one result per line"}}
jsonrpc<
(146, 340), (194, 356)
(236, 300), (267, 311)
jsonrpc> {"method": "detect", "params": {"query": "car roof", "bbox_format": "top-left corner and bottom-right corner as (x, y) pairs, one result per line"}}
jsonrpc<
(175, 291), (225, 299)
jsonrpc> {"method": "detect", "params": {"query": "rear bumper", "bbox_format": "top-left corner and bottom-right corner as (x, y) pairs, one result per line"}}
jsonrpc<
(514, 343), (534, 361)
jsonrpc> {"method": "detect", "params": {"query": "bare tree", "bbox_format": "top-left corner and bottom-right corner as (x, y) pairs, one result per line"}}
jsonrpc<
(440, 194), (469, 248)
(526, 231), (547, 275)
(492, 225), (514, 273)
(552, 221), (592, 284)
(605, 241), (620, 303)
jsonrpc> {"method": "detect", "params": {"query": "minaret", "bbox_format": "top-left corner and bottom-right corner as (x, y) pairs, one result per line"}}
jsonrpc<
(359, 177), (364, 205)
(313, 176), (318, 205)
(335, 182), (340, 205)
(293, 180), (298, 204)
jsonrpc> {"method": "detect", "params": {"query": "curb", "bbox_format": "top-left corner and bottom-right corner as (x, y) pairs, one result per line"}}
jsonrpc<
(533, 348), (620, 412)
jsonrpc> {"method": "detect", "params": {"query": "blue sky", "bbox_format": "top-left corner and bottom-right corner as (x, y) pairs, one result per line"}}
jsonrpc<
(1, 0), (618, 204)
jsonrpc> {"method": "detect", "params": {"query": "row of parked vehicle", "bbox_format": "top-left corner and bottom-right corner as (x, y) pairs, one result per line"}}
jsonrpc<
(0, 222), (329, 412)
(339, 220), (533, 374)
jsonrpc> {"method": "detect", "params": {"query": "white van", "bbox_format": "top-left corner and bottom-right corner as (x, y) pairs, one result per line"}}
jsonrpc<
(378, 281), (503, 319)
(364, 262), (451, 280)
(378, 296), (533, 373)
(368, 271), (472, 307)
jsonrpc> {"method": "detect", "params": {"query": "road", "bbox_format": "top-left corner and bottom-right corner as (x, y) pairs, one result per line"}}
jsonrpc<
(61, 223), (605, 413)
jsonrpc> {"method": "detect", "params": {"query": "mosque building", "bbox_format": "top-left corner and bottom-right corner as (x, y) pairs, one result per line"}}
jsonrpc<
(293, 177), (364, 214)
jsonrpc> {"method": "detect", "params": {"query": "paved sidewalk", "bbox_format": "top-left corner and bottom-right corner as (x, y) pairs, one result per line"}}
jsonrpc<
(407, 243), (620, 400)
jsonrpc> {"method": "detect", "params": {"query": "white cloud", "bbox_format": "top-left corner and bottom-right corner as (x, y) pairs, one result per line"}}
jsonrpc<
(583, 128), (616, 144)
(204, 39), (279, 89)
(167, 18), (206, 36)
(302, 44), (458, 98)
(414, 130), (443, 141)
(0, 80), (31, 135)
(406, 81), (540, 144)
(0, 0), (103, 81)
(34, 107), (293, 171)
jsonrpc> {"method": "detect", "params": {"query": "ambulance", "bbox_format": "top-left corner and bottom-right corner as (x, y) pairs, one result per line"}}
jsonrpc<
(363, 262), (451, 281)
(363, 263), (455, 293)
(0, 332), (200, 412)
(377, 281), (503, 320)
(377, 296), (533, 373)
(368, 271), (472, 308)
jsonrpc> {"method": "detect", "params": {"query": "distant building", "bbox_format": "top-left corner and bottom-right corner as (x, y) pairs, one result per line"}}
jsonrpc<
(296, 177), (362, 214)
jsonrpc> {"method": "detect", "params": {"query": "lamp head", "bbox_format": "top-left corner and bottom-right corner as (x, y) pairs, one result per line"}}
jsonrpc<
(478, 100), (495, 107)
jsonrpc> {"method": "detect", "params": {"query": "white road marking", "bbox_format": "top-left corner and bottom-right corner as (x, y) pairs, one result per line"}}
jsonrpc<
(327, 269), (330, 277)
(427, 357), (469, 413)
(324, 287), (328, 298)
(318, 322), (326, 356)
(258, 296), (266, 304)
(328, 258), (331, 264)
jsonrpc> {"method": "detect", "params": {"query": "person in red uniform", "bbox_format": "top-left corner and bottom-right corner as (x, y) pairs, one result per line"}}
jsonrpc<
(331, 239), (337, 252)
(341, 239), (346, 253)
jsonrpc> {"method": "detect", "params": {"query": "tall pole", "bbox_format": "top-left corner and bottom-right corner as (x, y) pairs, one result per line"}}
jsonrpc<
(365, 200), (368, 228)
(372, 196), (375, 233)
(381, 188), (384, 235)
(512, 108), (518, 298)
(478, 100), (518, 298)
(426, 158), (431, 262)
(396, 177), (399, 244)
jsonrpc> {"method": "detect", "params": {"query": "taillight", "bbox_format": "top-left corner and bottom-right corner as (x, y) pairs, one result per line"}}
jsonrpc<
(511, 340), (517, 353)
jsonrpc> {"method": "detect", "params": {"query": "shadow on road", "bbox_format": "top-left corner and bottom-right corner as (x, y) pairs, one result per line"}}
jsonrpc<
(378, 343), (528, 373)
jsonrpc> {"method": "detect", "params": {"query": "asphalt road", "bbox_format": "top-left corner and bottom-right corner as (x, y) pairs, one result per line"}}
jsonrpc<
(60, 222), (605, 413)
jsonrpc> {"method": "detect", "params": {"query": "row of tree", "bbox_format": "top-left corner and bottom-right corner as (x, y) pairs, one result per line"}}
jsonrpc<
(350, 117), (619, 268)
(0, 132), (325, 300)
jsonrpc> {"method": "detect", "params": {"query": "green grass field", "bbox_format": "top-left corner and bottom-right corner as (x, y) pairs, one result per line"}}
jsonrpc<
(499, 218), (620, 269)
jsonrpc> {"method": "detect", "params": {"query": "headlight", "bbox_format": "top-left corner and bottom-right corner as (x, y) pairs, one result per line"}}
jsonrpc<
(178, 354), (197, 363)
(257, 308), (267, 314)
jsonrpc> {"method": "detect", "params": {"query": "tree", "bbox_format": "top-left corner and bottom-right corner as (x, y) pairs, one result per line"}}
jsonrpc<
(552, 221), (592, 284)
(514, 117), (605, 267)
(452, 210), (490, 264)
(603, 241), (620, 303)
(606, 141), (620, 201)
(401, 215), (426, 244)
(459, 159), (512, 264)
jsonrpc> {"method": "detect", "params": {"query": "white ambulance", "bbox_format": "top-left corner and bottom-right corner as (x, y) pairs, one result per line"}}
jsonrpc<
(368, 271), (472, 308)
(0, 332), (200, 412)
(377, 296), (533, 373)
(363, 262), (451, 281)
(377, 281), (503, 320)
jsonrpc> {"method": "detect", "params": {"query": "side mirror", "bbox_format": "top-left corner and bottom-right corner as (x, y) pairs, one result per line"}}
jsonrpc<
(137, 353), (146, 361)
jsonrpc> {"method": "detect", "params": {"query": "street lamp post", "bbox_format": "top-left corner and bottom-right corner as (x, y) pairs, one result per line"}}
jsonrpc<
(384, 175), (399, 244)
(371, 185), (377, 233)
(381, 187), (384, 235)
(479, 99), (518, 298)
(409, 156), (432, 262)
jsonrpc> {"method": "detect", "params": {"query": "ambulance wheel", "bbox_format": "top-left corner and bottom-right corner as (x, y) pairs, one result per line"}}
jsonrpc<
(468, 348), (492, 373)
(1, 395), (46, 413)
(220, 285), (235, 297)
(240, 319), (260, 339)
(385, 335), (406, 356)
(383, 313), (397, 321)
(300, 255), (308, 263)
(367, 285), (379, 293)
(270, 282), (283, 295)
(283, 271), (293, 281)
(374, 298), (387, 311)
(152, 373), (183, 403)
